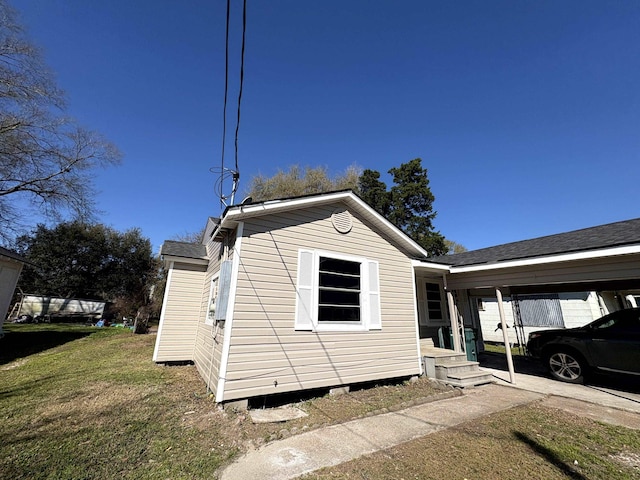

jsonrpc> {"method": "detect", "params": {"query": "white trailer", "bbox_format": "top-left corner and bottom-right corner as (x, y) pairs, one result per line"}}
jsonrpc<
(15, 295), (106, 321)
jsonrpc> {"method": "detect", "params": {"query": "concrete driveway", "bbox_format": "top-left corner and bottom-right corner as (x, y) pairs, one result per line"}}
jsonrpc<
(479, 351), (640, 413)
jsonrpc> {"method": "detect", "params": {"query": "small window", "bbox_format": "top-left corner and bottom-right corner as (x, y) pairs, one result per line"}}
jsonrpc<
(318, 257), (361, 323)
(425, 282), (445, 322)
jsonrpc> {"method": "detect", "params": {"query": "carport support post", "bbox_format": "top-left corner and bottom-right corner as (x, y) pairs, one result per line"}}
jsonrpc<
(446, 290), (462, 352)
(496, 287), (516, 384)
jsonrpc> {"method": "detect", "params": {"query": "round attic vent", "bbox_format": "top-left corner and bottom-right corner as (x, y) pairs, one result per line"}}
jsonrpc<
(331, 208), (353, 234)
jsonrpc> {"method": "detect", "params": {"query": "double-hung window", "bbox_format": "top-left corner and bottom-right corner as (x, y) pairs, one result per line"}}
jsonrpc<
(295, 249), (381, 332)
(318, 257), (361, 323)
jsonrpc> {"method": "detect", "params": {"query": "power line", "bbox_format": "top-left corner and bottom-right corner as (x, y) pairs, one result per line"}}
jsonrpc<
(218, 0), (231, 211)
(215, 0), (246, 209)
(234, 0), (247, 176)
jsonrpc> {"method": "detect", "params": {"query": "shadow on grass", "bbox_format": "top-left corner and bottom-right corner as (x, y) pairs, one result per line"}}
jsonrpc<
(514, 431), (588, 480)
(0, 326), (95, 365)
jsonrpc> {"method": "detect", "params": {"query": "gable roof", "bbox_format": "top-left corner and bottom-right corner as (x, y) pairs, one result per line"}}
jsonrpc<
(160, 240), (207, 260)
(433, 217), (640, 267)
(213, 190), (441, 261)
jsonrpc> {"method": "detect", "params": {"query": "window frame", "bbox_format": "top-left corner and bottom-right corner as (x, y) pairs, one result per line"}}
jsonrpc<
(417, 279), (448, 327)
(317, 255), (362, 324)
(295, 249), (381, 332)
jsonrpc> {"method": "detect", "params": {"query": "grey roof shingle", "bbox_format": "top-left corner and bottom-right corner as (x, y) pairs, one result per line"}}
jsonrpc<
(432, 218), (640, 267)
(161, 240), (207, 259)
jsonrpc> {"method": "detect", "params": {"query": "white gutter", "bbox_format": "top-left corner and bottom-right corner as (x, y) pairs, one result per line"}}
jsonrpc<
(411, 259), (451, 272)
(450, 245), (640, 274)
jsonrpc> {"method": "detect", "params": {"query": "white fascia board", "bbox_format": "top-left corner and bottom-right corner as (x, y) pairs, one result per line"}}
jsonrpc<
(411, 259), (451, 273)
(217, 191), (430, 258)
(161, 255), (208, 269)
(450, 245), (640, 274)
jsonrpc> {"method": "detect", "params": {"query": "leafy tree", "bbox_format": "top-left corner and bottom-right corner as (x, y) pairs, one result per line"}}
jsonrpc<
(15, 222), (157, 317)
(0, 1), (121, 241)
(246, 165), (360, 202)
(359, 159), (447, 257)
(445, 239), (468, 254)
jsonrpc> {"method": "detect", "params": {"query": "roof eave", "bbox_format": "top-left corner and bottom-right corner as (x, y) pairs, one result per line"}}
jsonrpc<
(162, 254), (208, 269)
(450, 244), (640, 273)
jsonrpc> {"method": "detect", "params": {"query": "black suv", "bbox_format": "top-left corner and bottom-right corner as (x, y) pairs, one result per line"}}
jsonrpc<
(527, 308), (640, 384)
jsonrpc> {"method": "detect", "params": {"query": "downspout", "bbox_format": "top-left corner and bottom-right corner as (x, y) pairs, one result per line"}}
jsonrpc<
(496, 287), (516, 384)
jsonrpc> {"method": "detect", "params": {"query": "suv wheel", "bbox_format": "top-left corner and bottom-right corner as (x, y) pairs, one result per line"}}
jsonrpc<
(546, 350), (586, 384)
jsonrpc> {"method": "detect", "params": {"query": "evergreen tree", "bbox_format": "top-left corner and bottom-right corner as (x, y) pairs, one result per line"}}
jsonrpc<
(359, 158), (447, 257)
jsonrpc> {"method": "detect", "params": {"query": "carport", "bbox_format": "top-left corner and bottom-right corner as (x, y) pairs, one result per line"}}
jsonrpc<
(424, 218), (640, 384)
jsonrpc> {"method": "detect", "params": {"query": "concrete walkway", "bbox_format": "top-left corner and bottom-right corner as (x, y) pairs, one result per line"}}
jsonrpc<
(483, 367), (640, 413)
(220, 370), (640, 480)
(220, 385), (543, 480)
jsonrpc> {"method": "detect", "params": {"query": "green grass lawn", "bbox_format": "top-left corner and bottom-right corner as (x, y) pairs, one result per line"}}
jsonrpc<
(483, 342), (527, 356)
(0, 323), (231, 479)
(2, 323), (639, 480)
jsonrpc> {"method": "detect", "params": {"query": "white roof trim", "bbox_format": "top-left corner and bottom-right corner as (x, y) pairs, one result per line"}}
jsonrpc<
(215, 191), (430, 258)
(411, 259), (451, 272)
(450, 244), (640, 273)
(161, 254), (208, 268)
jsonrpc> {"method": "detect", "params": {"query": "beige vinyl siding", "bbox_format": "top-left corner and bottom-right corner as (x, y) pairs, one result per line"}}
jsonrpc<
(154, 262), (207, 362)
(221, 203), (420, 401)
(193, 236), (231, 396)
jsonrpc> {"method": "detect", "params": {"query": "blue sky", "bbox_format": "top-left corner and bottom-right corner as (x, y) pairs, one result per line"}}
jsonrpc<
(11, 0), (640, 253)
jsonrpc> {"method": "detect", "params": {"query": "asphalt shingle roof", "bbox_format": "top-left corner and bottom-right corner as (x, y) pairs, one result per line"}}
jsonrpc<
(432, 218), (640, 267)
(160, 241), (207, 260)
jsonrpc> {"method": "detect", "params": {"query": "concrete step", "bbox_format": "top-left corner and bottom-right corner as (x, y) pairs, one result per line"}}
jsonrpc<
(422, 348), (468, 364)
(441, 370), (494, 388)
(435, 361), (481, 376)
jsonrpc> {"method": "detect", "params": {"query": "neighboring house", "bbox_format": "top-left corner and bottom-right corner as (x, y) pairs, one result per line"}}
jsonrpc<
(475, 291), (635, 345)
(155, 191), (640, 404)
(0, 246), (27, 336)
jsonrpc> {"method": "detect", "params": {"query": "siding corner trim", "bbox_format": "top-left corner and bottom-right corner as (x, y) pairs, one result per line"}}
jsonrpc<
(215, 222), (244, 403)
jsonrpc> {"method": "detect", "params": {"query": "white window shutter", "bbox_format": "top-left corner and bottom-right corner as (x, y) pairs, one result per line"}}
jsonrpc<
(367, 260), (381, 330)
(295, 250), (315, 330)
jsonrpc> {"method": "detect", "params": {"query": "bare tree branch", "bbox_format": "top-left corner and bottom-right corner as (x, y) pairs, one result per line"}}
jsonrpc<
(0, 0), (121, 242)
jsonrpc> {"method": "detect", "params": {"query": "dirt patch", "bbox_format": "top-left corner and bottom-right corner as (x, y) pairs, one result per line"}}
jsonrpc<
(177, 374), (457, 451)
(611, 451), (640, 469)
(1, 358), (28, 370)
